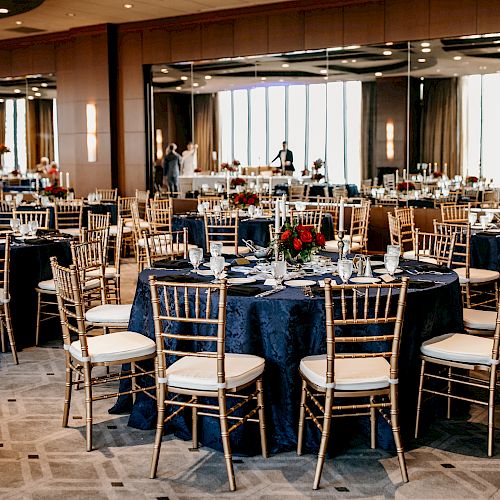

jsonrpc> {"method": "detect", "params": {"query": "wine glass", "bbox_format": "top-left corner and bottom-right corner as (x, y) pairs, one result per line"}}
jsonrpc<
(19, 223), (30, 239)
(28, 220), (39, 237)
(209, 256), (226, 283)
(189, 247), (203, 273)
(248, 205), (256, 218)
(338, 259), (353, 284)
(270, 260), (287, 289)
(384, 253), (400, 277)
(210, 242), (223, 257)
(468, 212), (478, 225)
(10, 219), (20, 234)
(386, 245), (401, 256)
(479, 215), (488, 230)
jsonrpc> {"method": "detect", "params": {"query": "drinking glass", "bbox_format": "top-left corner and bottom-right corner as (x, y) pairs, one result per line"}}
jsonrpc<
(387, 245), (401, 256)
(479, 215), (488, 230)
(19, 224), (30, 238)
(10, 219), (20, 234)
(210, 242), (223, 257)
(4, 195), (12, 203)
(189, 248), (203, 273)
(338, 259), (353, 284)
(486, 212), (495, 224)
(209, 256), (226, 283)
(384, 253), (400, 277)
(270, 260), (287, 288)
(248, 205), (256, 218)
(28, 220), (39, 236)
(468, 212), (478, 225)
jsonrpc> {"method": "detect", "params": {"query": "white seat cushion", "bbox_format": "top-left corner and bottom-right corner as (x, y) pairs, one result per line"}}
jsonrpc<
(87, 266), (118, 279)
(60, 227), (81, 236)
(37, 278), (100, 292)
(455, 267), (500, 284)
(324, 240), (362, 253)
(402, 250), (437, 264)
(421, 333), (495, 365)
(126, 219), (149, 229)
(69, 331), (156, 363)
(85, 304), (132, 324)
(109, 225), (132, 236)
(300, 355), (391, 391)
(463, 308), (498, 331)
(164, 353), (264, 391)
(0, 287), (10, 304)
(221, 245), (250, 255)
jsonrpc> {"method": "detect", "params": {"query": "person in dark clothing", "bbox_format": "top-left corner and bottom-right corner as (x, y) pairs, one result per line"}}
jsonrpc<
(162, 143), (181, 196)
(271, 141), (294, 175)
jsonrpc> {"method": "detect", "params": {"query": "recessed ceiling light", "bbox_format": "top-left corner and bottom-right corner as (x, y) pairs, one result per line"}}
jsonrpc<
(383, 50), (392, 56)
(0, 8), (9, 14)
(15, 21), (22, 25)
(66, 12), (75, 17)
(386, 42), (394, 46)
(320, 69), (328, 74)
(27, 96), (34, 100)
(35, 92), (41, 97)
(14, 89), (21, 93)
(480, 66), (487, 70)
(260, 77), (267, 81)
(351, 59), (357, 63)
(422, 48), (431, 53)
(32, 87), (39, 91)
(281, 63), (289, 68)
(180, 76), (188, 81)
(204, 75), (212, 80)
(453, 73), (458, 77)
(453, 56), (462, 61)
(0, 99), (4, 103)
(375, 72), (383, 77)
(421, 42), (430, 47)
(420, 77), (424, 81)
(160, 68), (168, 73)
(323, 76), (328, 80)
(418, 58), (426, 63)
(341, 60), (348, 64)
(41, 82), (48, 87)
(346, 45), (360, 50)
(193, 82), (199, 87)
(123, 3), (133, 8)
(176, 86), (182, 90)
(436, 69), (441, 73)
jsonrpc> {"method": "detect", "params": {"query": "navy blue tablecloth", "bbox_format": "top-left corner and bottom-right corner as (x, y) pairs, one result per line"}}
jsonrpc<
(112, 257), (463, 456)
(471, 232), (500, 272)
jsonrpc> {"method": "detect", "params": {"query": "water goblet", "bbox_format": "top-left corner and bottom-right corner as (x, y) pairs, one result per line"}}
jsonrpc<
(486, 212), (495, 224)
(338, 259), (353, 284)
(479, 215), (488, 230)
(19, 223), (30, 239)
(468, 212), (478, 225)
(210, 242), (223, 257)
(386, 245), (401, 256)
(209, 256), (226, 283)
(10, 219), (20, 234)
(248, 205), (256, 218)
(384, 253), (400, 277)
(189, 247), (203, 273)
(270, 260), (287, 289)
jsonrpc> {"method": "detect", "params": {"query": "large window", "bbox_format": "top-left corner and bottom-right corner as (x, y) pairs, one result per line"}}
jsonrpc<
(3, 99), (28, 173)
(218, 82), (362, 184)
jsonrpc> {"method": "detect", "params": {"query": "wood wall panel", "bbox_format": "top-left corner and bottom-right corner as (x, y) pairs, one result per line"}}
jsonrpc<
(170, 25), (202, 62)
(0, 49), (12, 78)
(477, 0), (500, 35)
(343, 1), (385, 46)
(268, 11), (305, 54)
(385, 0), (430, 42)
(11, 47), (32, 77)
(233, 15), (268, 56)
(304, 7), (343, 50)
(142, 28), (171, 64)
(429, 0), (477, 38)
(202, 21), (234, 60)
(31, 42), (56, 74)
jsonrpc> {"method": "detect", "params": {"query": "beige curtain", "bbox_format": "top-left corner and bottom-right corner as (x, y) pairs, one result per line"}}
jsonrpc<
(422, 78), (460, 177)
(361, 82), (377, 181)
(194, 93), (218, 171)
(27, 99), (55, 170)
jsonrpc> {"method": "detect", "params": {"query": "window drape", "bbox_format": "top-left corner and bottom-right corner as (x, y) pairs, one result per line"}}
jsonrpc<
(361, 82), (377, 182)
(27, 99), (55, 170)
(194, 93), (218, 171)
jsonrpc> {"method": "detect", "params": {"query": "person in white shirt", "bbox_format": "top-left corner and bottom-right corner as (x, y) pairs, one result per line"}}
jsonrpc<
(181, 142), (198, 176)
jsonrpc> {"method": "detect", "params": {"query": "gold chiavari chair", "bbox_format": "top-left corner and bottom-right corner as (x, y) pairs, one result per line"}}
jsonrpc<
(440, 202), (470, 223)
(54, 199), (84, 237)
(0, 203), (13, 230)
(198, 195), (223, 210)
(203, 210), (250, 256)
(51, 257), (156, 452)
(148, 276), (267, 491)
(297, 278), (410, 489)
(290, 208), (323, 232)
(434, 221), (499, 308)
(413, 229), (456, 265)
(289, 184), (306, 201)
(332, 186), (348, 198)
(147, 198), (174, 233)
(143, 229), (189, 267)
(95, 187), (118, 202)
(394, 207), (415, 250)
(374, 198), (398, 208)
(117, 195), (136, 255)
(135, 189), (150, 220)
(131, 201), (149, 271)
(87, 212), (110, 231)
(13, 209), (50, 230)
(415, 298), (500, 457)
(388, 212), (401, 247)
(0, 235), (17, 364)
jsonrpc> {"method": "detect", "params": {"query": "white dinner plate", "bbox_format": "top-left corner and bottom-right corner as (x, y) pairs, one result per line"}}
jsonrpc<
(350, 277), (381, 284)
(196, 269), (214, 276)
(284, 279), (317, 287)
(373, 268), (403, 274)
(227, 277), (256, 285)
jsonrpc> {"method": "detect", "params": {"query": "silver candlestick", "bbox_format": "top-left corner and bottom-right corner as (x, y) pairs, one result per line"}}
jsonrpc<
(337, 229), (345, 259)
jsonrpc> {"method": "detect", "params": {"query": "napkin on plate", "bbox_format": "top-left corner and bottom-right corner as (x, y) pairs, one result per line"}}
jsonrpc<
(227, 285), (262, 297)
(153, 259), (192, 270)
(156, 274), (205, 283)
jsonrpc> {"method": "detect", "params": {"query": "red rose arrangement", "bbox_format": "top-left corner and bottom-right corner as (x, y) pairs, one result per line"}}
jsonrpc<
(230, 177), (247, 188)
(230, 191), (259, 209)
(276, 222), (326, 262)
(397, 181), (416, 192)
(41, 185), (68, 199)
(220, 162), (237, 172)
(466, 176), (478, 185)
(432, 170), (443, 178)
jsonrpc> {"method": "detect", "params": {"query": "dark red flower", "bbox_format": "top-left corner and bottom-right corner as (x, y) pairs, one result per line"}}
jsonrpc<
(300, 230), (313, 243)
(281, 229), (292, 241)
(316, 233), (326, 247)
(293, 238), (302, 251)
(296, 224), (306, 233)
(247, 197), (255, 205)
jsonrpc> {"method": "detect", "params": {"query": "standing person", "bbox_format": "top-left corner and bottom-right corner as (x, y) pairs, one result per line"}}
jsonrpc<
(162, 143), (182, 197)
(181, 142), (198, 176)
(271, 141), (294, 175)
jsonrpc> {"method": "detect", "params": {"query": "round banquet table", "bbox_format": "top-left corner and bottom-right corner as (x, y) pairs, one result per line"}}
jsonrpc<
(111, 256), (463, 456)
(173, 215), (335, 252)
(471, 230), (500, 272)
(4, 237), (72, 349)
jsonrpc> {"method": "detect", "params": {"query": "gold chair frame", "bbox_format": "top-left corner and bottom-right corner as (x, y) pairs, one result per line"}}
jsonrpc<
(13, 209), (50, 230)
(0, 235), (17, 364)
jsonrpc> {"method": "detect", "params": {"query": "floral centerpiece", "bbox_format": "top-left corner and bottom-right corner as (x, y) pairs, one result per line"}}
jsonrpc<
(277, 222), (326, 263)
(465, 176), (478, 186)
(0, 144), (10, 155)
(397, 181), (416, 192)
(230, 177), (247, 189)
(220, 159), (241, 173)
(41, 185), (69, 200)
(230, 191), (259, 209)
(432, 170), (443, 178)
(311, 158), (325, 182)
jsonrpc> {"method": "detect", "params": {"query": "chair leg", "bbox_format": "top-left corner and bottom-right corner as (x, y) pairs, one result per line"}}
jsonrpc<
(192, 396), (198, 450)
(415, 359), (426, 439)
(150, 383), (166, 479)
(83, 363), (93, 452)
(218, 391), (236, 491)
(35, 291), (42, 346)
(297, 378), (307, 456)
(447, 367), (452, 419)
(0, 311), (5, 353)
(313, 389), (333, 490)
(256, 377), (268, 459)
(390, 384), (408, 483)
(131, 362), (137, 404)
(62, 360), (73, 427)
(370, 396), (377, 449)
(3, 304), (17, 365)
(488, 368), (496, 457)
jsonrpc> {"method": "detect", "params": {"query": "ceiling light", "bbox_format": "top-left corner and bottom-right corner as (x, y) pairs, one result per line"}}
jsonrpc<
(375, 72), (383, 77)
(320, 69), (328, 74)
(421, 42), (430, 47)
(436, 69), (441, 73)
(422, 48), (431, 53)
(453, 73), (458, 77)
(193, 82), (199, 87)
(175, 86), (182, 90)
(383, 50), (392, 56)
(14, 89), (21, 94)
(180, 76), (188, 81)
(123, 3), (133, 8)
(27, 96), (34, 100)
(204, 75), (212, 80)
(32, 87), (39, 91)
(281, 63), (289, 68)
(453, 56), (462, 61)
(323, 76), (328, 80)
(260, 77), (267, 81)
(480, 66), (487, 70)
(66, 12), (75, 16)
(0, 99), (4, 103)
(351, 59), (357, 63)
(160, 68), (168, 73)
(41, 83), (48, 87)
(35, 92), (41, 97)
(418, 58), (426, 63)
(0, 8), (9, 14)
(386, 42), (394, 46)
(341, 60), (348, 64)
(346, 45), (360, 50)
(15, 21), (22, 25)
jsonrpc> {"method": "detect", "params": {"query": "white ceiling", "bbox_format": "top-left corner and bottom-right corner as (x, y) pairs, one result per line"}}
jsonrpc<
(0, 0), (294, 40)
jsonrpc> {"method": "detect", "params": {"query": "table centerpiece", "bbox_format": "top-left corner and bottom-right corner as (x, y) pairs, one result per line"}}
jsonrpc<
(275, 222), (326, 263)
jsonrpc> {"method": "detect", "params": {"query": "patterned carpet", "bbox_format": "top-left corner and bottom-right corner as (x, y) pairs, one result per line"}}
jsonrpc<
(1, 261), (500, 499)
